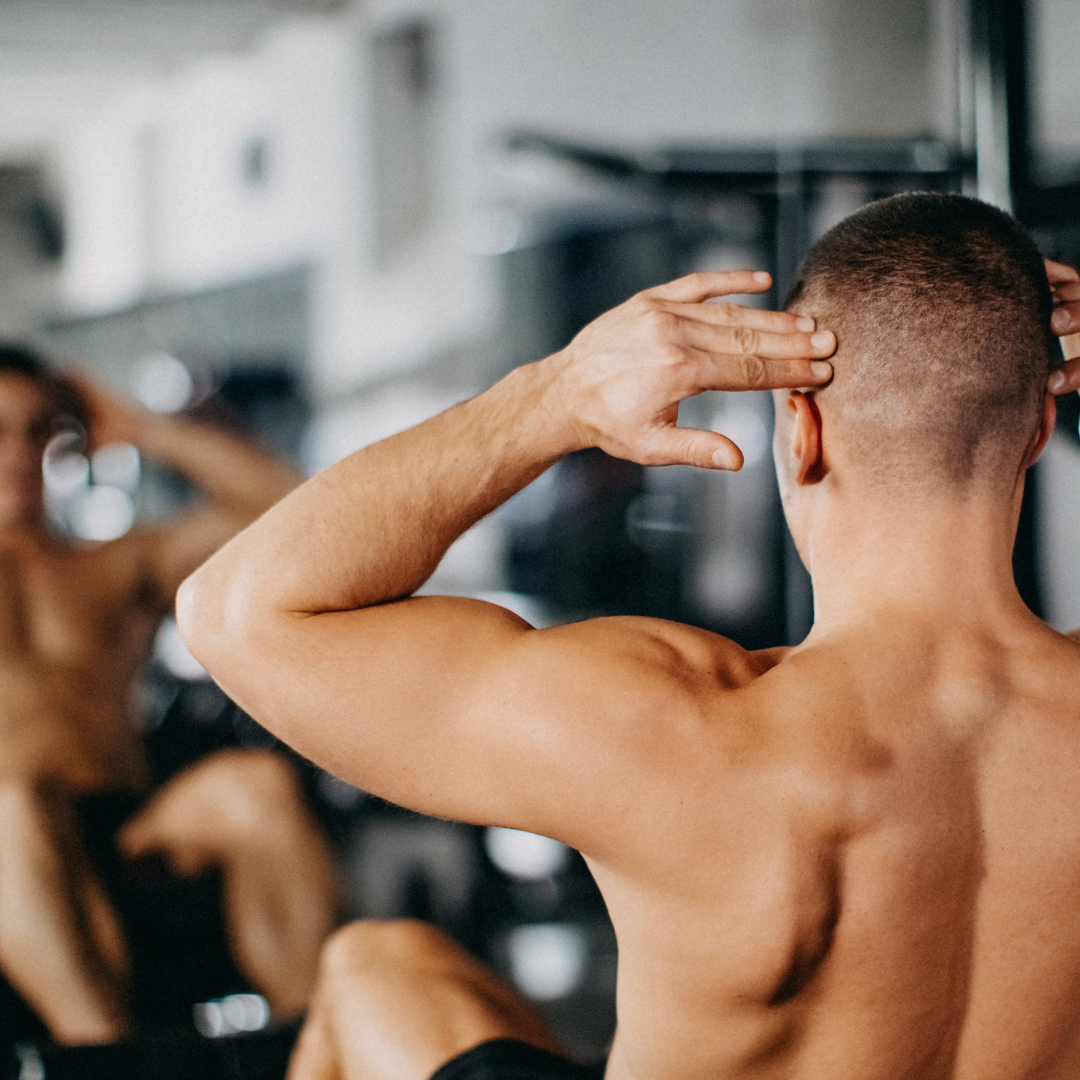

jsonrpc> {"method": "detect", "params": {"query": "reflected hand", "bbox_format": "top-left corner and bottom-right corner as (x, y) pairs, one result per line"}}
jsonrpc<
(552, 271), (835, 470)
(1046, 260), (1080, 393)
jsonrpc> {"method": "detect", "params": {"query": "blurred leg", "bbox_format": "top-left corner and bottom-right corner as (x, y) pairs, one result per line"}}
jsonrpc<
(0, 779), (131, 1044)
(120, 748), (339, 1017)
(288, 920), (564, 1080)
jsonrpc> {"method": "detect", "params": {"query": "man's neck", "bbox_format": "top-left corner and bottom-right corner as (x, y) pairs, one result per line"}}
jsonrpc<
(801, 486), (1031, 638)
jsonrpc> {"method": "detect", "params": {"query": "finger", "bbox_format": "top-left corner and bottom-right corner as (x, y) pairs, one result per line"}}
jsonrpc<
(1051, 279), (1080, 335)
(650, 270), (772, 304)
(682, 349), (833, 392)
(668, 300), (816, 334)
(1052, 306), (1080, 335)
(1050, 281), (1080, 304)
(640, 426), (745, 471)
(679, 322), (836, 362)
(1046, 259), (1080, 286)
(1048, 356), (1080, 394)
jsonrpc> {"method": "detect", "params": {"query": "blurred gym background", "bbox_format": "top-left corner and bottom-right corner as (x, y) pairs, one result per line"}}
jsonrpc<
(1, 0), (1079, 1073)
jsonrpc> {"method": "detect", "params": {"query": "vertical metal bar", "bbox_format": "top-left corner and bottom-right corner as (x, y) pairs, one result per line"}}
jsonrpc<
(970, 0), (1012, 210)
(970, 0), (1031, 215)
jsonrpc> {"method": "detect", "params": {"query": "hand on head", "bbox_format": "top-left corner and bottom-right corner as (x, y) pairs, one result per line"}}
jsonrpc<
(554, 270), (835, 471)
(1046, 259), (1080, 392)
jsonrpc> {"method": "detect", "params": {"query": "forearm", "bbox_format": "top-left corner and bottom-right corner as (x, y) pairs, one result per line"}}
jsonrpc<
(178, 269), (835, 675)
(132, 413), (300, 518)
(180, 357), (577, 632)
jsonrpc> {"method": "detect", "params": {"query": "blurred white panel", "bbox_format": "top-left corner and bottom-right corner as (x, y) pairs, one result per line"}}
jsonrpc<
(461, 0), (931, 157)
(1038, 434), (1080, 633)
(421, 518), (505, 595)
(152, 22), (356, 292)
(710, 402), (768, 469)
(60, 82), (160, 312)
(303, 384), (464, 472)
(1032, 0), (1080, 158)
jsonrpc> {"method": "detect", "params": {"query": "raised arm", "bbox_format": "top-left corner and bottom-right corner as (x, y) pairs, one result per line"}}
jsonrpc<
(73, 375), (301, 603)
(177, 272), (835, 834)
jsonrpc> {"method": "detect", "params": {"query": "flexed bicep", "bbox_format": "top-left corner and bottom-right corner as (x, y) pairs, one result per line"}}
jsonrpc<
(198, 594), (694, 846)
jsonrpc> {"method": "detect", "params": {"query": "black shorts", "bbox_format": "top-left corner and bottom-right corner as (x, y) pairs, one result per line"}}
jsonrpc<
(430, 1039), (604, 1080)
(78, 793), (249, 1030)
(0, 792), (247, 1045)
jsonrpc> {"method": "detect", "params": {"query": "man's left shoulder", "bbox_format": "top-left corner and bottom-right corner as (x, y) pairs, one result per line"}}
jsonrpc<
(570, 614), (789, 691)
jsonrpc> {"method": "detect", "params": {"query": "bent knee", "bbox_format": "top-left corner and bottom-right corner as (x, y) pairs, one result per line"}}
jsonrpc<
(199, 748), (298, 798)
(181, 749), (306, 831)
(320, 920), (458, 982)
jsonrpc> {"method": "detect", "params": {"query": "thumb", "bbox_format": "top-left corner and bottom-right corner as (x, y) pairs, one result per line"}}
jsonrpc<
(644, 426), (744, 470)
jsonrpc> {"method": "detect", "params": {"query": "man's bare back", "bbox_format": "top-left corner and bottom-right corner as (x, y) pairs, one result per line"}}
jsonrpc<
(0, 356), (338, 1044)
(181, 196), (1080, 1080)
(528, 612), (1080, 1080)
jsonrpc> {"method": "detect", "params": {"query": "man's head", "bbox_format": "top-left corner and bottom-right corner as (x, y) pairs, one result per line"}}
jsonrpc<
(774, 194), (1054, 533)
(0, 344), (85, 527)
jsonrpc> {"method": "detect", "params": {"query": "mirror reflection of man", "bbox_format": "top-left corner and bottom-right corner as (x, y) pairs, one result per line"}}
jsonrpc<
(182, 196), (1080, 1080)
(0, 346), (338, 1045)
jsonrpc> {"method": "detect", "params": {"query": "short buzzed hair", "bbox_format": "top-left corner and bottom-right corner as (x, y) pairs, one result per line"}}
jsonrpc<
(786, 193), (1053, 487)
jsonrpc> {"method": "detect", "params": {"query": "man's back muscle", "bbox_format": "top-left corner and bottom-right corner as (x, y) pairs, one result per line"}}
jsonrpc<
(591, 617), (1080, 1080)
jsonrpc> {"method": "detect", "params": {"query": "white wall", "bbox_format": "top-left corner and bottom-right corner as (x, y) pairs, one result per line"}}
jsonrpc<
(326, 0), (937, 392)
(0, 0), (1009, 400)
(452, 0), (931, 154)
(1032, 0), (1080, 160)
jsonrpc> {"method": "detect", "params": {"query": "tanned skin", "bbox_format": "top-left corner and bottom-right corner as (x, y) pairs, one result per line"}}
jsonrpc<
(0, 373), (338, 1044)
(184, 264), (1080, 1080)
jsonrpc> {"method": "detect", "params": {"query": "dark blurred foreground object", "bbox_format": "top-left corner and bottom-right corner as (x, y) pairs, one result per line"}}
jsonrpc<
(0, 795), (252, 1054)
(2, 1024), (299, 1080)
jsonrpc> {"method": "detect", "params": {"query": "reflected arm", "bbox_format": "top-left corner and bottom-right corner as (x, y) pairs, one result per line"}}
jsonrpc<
(73, 374), (300, 603)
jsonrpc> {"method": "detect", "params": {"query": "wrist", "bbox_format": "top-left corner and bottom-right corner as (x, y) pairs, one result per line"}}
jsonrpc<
(512, 352), (592, 458)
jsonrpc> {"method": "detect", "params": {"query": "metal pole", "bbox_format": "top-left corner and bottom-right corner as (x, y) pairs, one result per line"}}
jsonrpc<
(969, 0), (1031, 215)
(970, 0), (1011, 210)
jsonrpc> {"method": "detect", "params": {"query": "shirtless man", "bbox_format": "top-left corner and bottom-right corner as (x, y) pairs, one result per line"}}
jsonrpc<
(0, 347), (338, 1046)
(181, 193), (1080, 1080)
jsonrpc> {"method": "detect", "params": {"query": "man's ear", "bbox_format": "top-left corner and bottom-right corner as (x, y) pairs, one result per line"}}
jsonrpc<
(787, 391), (825, 485)
(1023, 392), (1057, 470)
